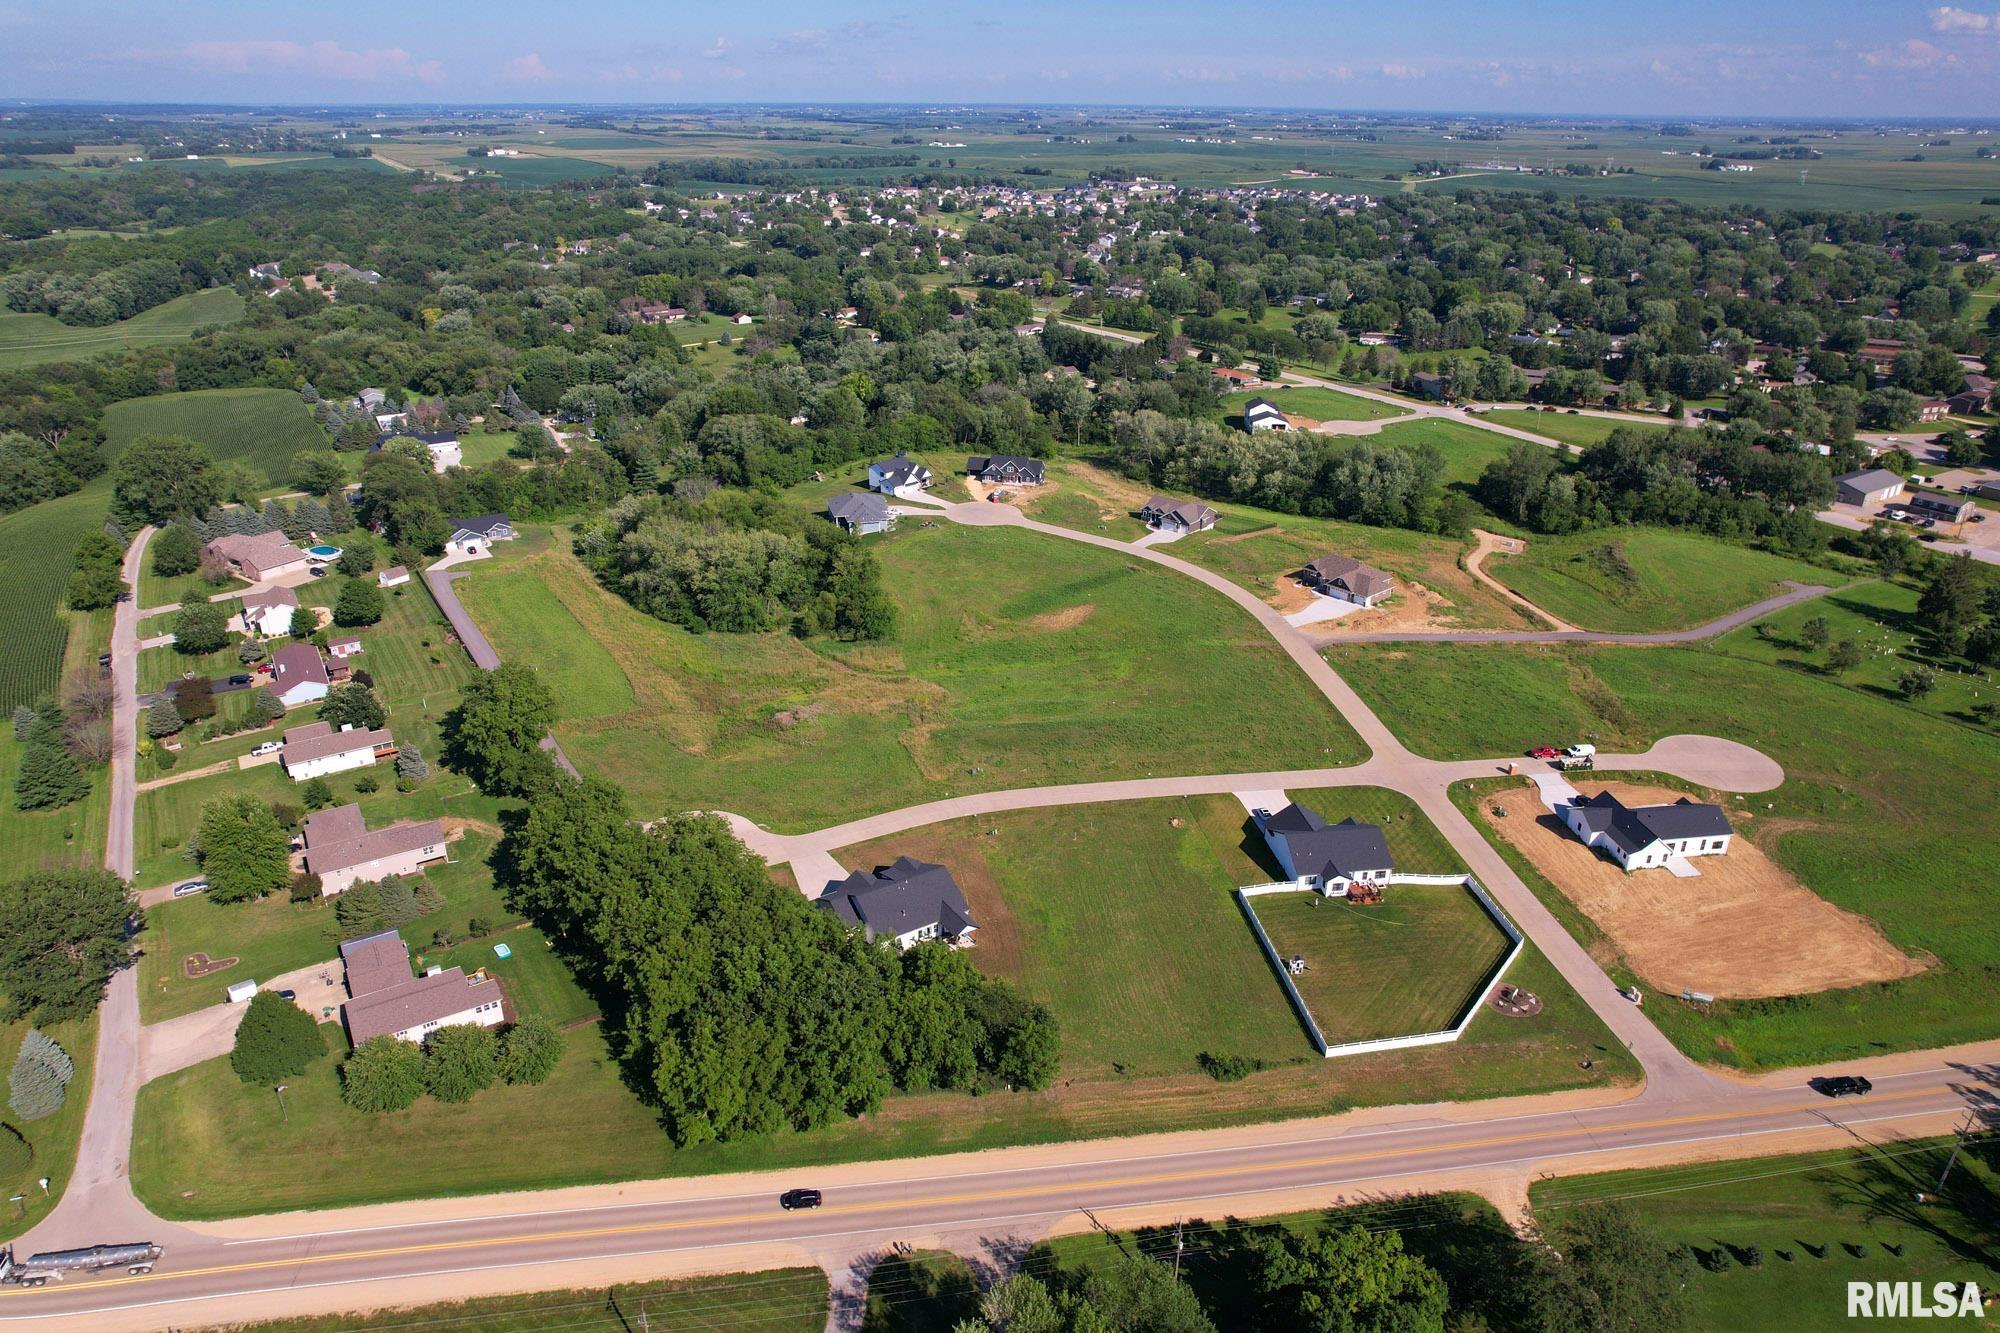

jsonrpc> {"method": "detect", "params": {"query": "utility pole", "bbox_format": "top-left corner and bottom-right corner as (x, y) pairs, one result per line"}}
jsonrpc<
(274, 1084), (288, 1122)
(1173, 1218), (1185, 1279)
(1937, 1116), (1978, 1192)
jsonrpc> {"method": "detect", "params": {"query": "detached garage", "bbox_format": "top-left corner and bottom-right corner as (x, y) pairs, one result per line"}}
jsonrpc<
(1835, 468), (1906, 507)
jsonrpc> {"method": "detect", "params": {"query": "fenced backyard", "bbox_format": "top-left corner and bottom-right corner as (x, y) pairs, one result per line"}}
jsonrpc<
(1239, 876), (1523, 1058)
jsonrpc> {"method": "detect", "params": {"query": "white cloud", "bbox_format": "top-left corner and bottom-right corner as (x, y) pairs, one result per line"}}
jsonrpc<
(503, 52), (551, 82)
(1378, 62), (1424, 79)
(701, 35), (731, 59)
(1931, 6), (2000, 33)
(180, 39), (444, 84)
(1860, 38), (1959, 69)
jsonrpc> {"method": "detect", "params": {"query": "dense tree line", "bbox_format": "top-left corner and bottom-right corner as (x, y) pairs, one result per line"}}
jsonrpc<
(504, 777), (1059, 1146)
(578, 490), (895, 638)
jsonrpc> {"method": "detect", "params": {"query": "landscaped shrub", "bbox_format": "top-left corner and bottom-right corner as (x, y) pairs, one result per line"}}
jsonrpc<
(423, 1024), (498, 1103)
(7, 1030), (73, 1121)
(340, 1036), (425, 1113)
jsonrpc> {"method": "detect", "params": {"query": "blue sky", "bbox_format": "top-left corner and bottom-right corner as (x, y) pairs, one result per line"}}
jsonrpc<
(9, 1), (2000, 115)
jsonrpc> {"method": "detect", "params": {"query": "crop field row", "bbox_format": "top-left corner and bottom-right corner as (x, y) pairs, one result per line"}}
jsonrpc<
(102, 387), (326, 491)
(0, 481), (111, 708)
(0, 288), (245, 370)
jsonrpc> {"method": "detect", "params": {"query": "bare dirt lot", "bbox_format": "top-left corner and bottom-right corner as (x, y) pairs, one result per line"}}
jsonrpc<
(1480, 780), (1922, 999)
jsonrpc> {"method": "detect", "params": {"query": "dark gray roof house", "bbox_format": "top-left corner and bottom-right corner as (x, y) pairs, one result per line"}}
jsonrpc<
(869, 452), (931, 493)
(967, 454), (1046, 485)
(1303, 553), (1394, 605)
(1260, 804), (1393, 885)
(827, 492), (893, 533)
(1139, 495), (1219, 532)
(818, 856), (977, 948)
(1564, 791), (1734, 868)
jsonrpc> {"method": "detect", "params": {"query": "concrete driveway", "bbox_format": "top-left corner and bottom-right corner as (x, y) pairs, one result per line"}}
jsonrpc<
(138, 963), (346, 1084)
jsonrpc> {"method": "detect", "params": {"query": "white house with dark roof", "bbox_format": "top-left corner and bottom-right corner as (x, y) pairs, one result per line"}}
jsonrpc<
(301, 804), (448, 895)
(338, 929), (503, 1045)
(1254, 803), (1393, 895)
(446, 513), (515, 556)
(1302, 554), (1394, 607)
(1243, 398), (1290, 432)
(817, 856), (977, 949)
(828, 492), (893, 535)
(268, 642), (330, 708)
(1138, 495), (1219, 534)
(867, 452), (932, 498)
(280, 720), (393, 781)
(1562, 791), (1734, 872)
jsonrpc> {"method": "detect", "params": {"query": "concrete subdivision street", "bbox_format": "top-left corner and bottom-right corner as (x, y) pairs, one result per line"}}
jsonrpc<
(10, 489), (1991, 1330)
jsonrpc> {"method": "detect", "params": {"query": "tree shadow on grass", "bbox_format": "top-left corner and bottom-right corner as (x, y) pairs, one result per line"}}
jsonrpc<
(861, 1251), (982, 1333)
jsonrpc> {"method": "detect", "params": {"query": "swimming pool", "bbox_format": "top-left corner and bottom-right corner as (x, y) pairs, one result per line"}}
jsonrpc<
(306, 544), (343, 560)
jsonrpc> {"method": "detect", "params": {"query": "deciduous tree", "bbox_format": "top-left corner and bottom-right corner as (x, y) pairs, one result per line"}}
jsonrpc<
(0, 869), (134, 1022)
(230, 990), (326, 1085)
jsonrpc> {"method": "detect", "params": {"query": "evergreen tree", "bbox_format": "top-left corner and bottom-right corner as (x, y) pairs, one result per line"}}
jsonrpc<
(14, 740), (89, 811)
(7, 1030), (74, 1121)
(145, 695), (184, 739)
(423, 1024), (499, 1103)
(334, 881), (388, 935)
(301, 777), (334, 809)
(251, 688), (287, 724)
(498, 1017), (565, 1085)
(377, 875), (420, 925)
(395, 744), (430, 786)
(11, 706), (33, 741)
(340, 1036), (426, 1113)
(229, 990), (327, 1085)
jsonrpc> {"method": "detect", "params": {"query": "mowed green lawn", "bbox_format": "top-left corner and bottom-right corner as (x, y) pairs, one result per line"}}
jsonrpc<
(138, 832), (511, 1022)
(1529, 1141), (2000, 1333)
(1373, 416), (1534, 488)
(1326, 637), (2000, 1067)
(102, 387), (326, 491)
(1479, 409), (1677, 449)
(1254, 886), (1512, 1045)
(0, 288), (244, 370)
(456, 521), (1363, 832)
(0, 733), (112, 875)
(0, 1016), (96, 1242)
(1484, 527), (1834, 632)
(1218, 385), (1407, 424)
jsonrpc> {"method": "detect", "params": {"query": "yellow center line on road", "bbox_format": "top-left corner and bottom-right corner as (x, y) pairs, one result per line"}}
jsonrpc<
(0, 1085), (1960, 1299)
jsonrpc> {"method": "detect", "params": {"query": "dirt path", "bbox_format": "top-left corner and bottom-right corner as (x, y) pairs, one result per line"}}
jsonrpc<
(1465, 531), (1580, 631)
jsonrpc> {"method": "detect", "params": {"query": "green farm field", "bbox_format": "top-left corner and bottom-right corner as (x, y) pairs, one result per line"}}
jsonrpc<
(1326, 637), (2000, 1067)
(1253, 885), (1512, 1046)
(0, 482), (113, 709)
(0, 289), (244, 370)
(1529, 1140), (2000, 1333)
(1484, 526), (1836, 632)
(1373, 415), (1531, 487)
(102, 387), (326, 491)
(455, 520), (1366, 832)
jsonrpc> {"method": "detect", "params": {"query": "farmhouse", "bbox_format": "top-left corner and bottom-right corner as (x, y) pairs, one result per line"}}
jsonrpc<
(239, 586), (298, 637)
(1254, 804), (1394, 895)
(445, 513), (515, 556)
(967, 454), (1046, 486)
(205, 531), (312, 583)
(828, 492), (893, 534)
(1904, 492), (1977, 524)
(268, 642), (330, 708)
(1302, 553), (1394, 607)
(616, 296), (683, 324)
(817, 857), (978, 949)
(377, 565), (410, 588)
(1562, 791), (1734, 873)
(279, 719), (394, 781)
(301, 804), (447, 895)
(1243, 398), (1290, 432)
(867, 451), (933, 497)
(1834, 468), (1907, 507)
(338, 929), (504, 1046)
(1138, 495), (1219, 533)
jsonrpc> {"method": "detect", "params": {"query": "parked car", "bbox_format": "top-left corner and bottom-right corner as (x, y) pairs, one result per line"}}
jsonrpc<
(275, 989), (297, 1001)
(778, 1188), (823, 1211)
(1815, 1075), (1872, 1098)
(250, 740), (283, 757)
(1527, 745), (1560, 760)
(1565, 743), (1596, 759)
(228, 674), (252, 686)
(172, 880), (208, 898)
(309, 566), (328, 578)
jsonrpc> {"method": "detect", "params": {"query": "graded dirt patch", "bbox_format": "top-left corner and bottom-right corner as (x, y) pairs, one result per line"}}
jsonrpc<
(1024, 603), (1096, 632)
(1480, 781), (1922, 999)
(1309, 579), (1464, 635)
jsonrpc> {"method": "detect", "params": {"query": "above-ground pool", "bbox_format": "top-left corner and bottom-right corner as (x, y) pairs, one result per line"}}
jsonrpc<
(306, 544), (343, 560)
